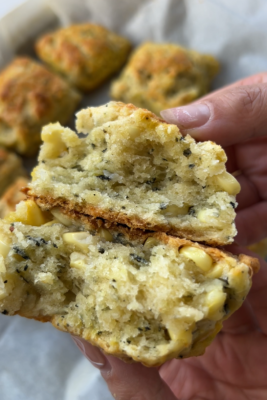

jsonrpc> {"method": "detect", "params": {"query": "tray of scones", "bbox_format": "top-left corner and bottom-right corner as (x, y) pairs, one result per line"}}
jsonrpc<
(0, 0), (264, 368)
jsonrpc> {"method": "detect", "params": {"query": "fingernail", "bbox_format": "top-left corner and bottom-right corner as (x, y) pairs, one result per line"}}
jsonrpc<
(160, 103), (210, 129)
(72, 337), (111, 373)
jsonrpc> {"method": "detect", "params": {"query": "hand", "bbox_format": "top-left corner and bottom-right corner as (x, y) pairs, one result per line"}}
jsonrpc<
(72, 74), (267, 399)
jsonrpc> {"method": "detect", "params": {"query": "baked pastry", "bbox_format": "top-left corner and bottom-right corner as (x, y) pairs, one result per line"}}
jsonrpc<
(0, 177), (29, 218)
(0, 147), (26, 196)
(35, 23), (132, 92)
(0, 58), (81, 155)
(28, 102), (240, 246)
(0, 200), (259, 367)
(110, 42), (219, 115)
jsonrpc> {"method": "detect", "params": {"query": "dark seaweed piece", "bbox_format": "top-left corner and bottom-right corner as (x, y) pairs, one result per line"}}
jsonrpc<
(145, 178), (156, 185)
(152, 187), (160, 192)
(97, 175), (111, 181)
(1, 310), (8, 315)
(102, 148), (107, 153)
(188, 207), (195, 216)
(98, 248), (105, 254)
(127, 340), (131, 344)
(97, 331), (103, 335)
(180, 136), (185, 141)
(145, 327), (151, 331)
(53, 243), (58, 248)
(91, 143), (96, 149)
(189, 164), (195, 169)
(72, 165), (84, 172)
(218, 277), (229, 286)
(112, 279), (116, 282)
(24, 265), (28, 271)
(13, 246), (29, 260)
(26, 236), (48, 246)
(230, 202), (236, 209)
(130, 254), (149, 265)
(4, 280), (7, 284)
(138, 327), (143, 332)
(223, 303), (230, 315)
(159, 203), (168, 210)
(183, 148), (192, 157)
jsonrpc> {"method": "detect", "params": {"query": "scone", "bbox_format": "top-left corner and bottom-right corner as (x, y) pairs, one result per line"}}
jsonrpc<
(28, 102), (240, 246)
(0, 177), (29, 218)
(0, 58), (81, 155)
(110, 42), (219, 115)
(0, 147), (26, 196)
(0, 200), (259, 367)
(35, 24), (132, 92)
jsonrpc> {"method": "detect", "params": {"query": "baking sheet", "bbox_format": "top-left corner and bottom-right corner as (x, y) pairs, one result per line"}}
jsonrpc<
(1, 0), (267, 399)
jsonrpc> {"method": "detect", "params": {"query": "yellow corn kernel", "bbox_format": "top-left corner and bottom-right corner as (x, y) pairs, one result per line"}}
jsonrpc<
(0, 256), (6, 274)
(50, 208), (73, 227)
(0, 234), (11, 258)
(35, 272), (54, 285)
(5, 200), (50, 226)
(99, 228), (113, 242)
(161, 204), (189, 217)
(143, 237), (160, 249)
(168, 328), (192, 344)
(215, 171), (241, 195)
(63, 232), (90, 252)
(70, 259), (87, 270)
(197, 208), (219, 223)
(205, 289), (226, 317)
(206, 263), (224, 279)
(43, 220), (59, 227)
(41, 125), (67, 158)
(180, 246), (213, 272)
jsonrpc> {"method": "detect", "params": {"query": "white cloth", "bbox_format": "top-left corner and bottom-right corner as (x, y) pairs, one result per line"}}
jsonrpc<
(0, 1), (267, 399)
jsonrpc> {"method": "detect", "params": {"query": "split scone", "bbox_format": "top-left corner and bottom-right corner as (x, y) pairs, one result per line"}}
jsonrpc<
(0, 58), (81, 155)
(35, 24), (132, 92)
(110, 42), (219, 116)
(28, 102), (240, 246)
(0, 201), (259, 367)
(0, 147), (26, 196)
(0, 177), (29, 218)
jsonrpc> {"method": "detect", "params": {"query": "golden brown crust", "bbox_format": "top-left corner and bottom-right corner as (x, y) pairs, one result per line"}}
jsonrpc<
(0, 57), (81, 155)
(0, 177), (29, 218)
(36, 24), (132, 91)
(0, 147), (26, 196)
(111, 42), (219, 115)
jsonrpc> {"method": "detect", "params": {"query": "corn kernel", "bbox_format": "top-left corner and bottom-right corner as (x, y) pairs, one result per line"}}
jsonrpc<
(143, 237), (160, 249)
(63, 232), (90, 252)
(0, 234), (11, 258)
(197, 208), (219, 223)
(206, 263), (224, 279)
(50, 208), (73, 227)
(35, 272), (54, 285)
(70, 259), (87, 270)
(99, 228), (113, 242)
(180, 246), (213, 272)
(41, 125), (67, 158)
(161, 204), (189, 217)
(215, 172), (241, 195)
(205, 289), (226, 317)
(168, 327), (192, 343)
(5, 200), (50, 226)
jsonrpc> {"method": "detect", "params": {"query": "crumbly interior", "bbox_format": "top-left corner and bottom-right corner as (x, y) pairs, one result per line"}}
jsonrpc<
(0, 208), (253, 366)
(29, 102), (238, 245)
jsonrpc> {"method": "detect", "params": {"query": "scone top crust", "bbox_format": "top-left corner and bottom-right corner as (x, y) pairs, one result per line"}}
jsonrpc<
(0, 177), (29, 218)
(29, 101), (240, 245)
(110, 42), (219, 115)
(0, 147), (26, 196)
(36, 24), (132, 91)
(0, 57), (81, 155)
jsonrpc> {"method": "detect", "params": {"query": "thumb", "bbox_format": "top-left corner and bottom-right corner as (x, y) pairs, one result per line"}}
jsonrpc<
(161, 83), (267, 147)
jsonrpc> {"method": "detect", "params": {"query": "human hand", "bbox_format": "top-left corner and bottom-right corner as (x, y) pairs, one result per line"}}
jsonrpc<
(72, 74), (267, 399)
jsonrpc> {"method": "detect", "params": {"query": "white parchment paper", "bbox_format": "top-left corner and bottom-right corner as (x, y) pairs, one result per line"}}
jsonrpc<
(0, 1), (267, 399)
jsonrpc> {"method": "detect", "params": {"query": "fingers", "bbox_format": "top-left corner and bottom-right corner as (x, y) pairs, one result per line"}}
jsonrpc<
(161, 82), (267, 147)
(72, 337), (178, 400)
(235, 201), (267, 245)
(221, 300), (258, 335)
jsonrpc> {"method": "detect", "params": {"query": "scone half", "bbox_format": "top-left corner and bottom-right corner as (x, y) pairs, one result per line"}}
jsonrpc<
(28, 102), (240, 245)
(0, 201), (259, 367)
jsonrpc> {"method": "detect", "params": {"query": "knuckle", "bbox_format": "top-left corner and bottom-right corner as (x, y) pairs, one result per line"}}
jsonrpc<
(239, 84), (267, 115)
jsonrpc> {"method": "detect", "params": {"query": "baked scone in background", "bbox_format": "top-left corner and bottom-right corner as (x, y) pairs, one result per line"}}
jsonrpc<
(35, 24), (132, 92)
(0, 201), (259, 367)
(0, 147), (27, 196)
(29, 102), (240, 246)
(0, 58), (81, 155)
(110, 42), (219, 115)
(0, 177), (29, 218)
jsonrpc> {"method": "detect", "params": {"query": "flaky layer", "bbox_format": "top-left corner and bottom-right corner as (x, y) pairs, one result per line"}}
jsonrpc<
(0, 202), (259, 367)
(29, 102), (240, 245)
